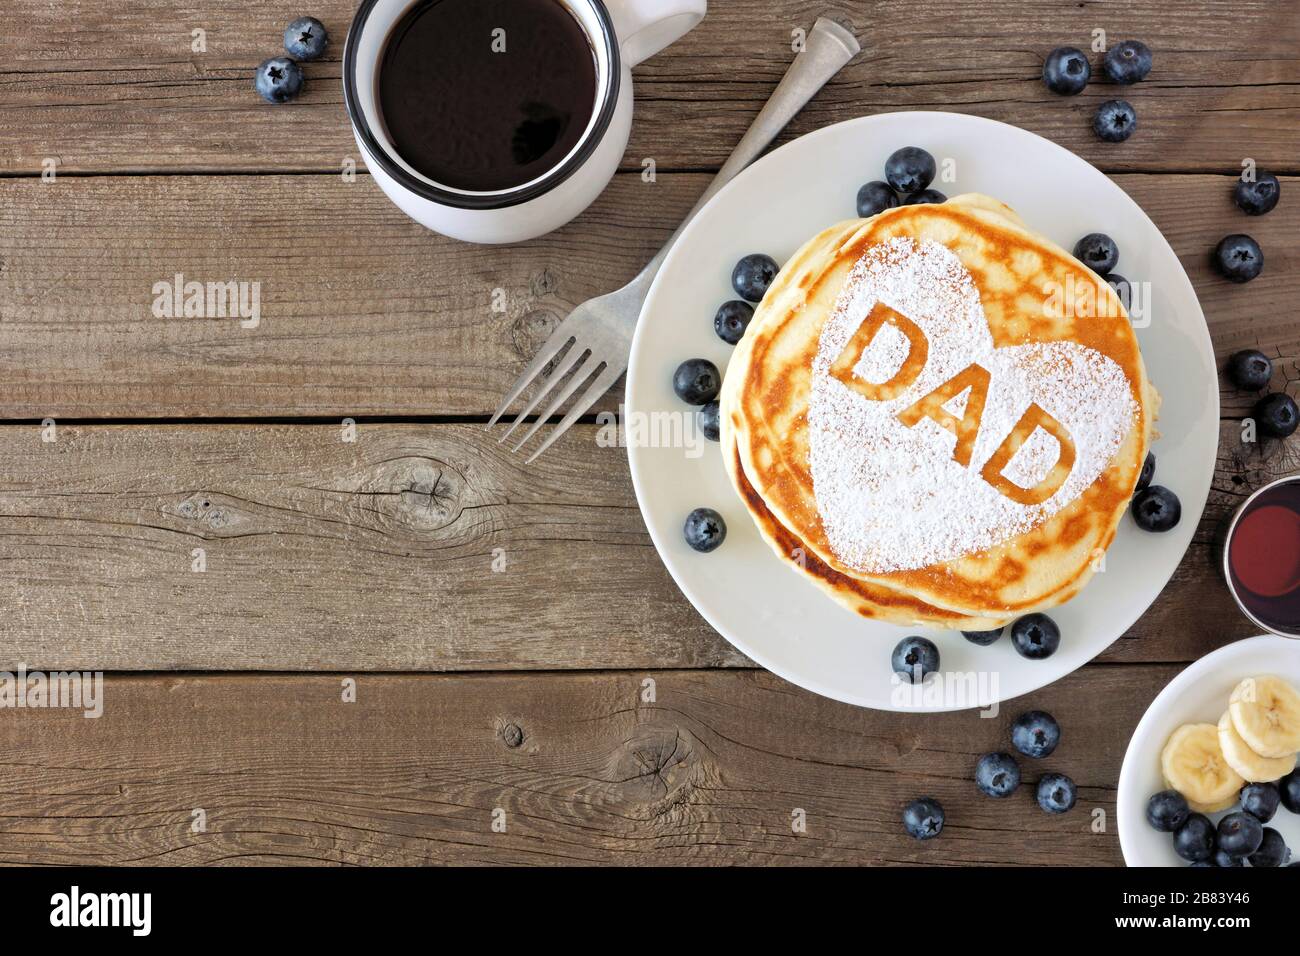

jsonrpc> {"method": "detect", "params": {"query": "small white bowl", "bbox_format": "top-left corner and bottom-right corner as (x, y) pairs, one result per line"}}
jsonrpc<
(1118, 635), (1300, 865)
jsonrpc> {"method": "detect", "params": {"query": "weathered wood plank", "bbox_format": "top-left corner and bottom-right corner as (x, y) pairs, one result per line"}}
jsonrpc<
(0, 422), (745, 671)
(0, 173), (1293, 419)
(0, 1), (1296, 176)
(0, 419), (1278, 671)
(0, 665), (1167, 865)
(0, 171), (690, 419)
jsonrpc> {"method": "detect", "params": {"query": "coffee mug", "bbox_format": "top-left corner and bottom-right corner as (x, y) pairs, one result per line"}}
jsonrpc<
(344, 0), (706, 244)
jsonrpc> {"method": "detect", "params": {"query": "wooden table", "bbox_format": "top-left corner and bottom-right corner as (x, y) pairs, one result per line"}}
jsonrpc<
(0, 0), (1296, 866)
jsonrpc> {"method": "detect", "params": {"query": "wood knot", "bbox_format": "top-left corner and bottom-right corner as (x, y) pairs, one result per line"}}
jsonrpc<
(175, 494), (245, 534)
(500, 723), (524, 748)
(530, 268), (559, 298)
(509, 308), (561, 361)
(359, 456), (466, 533)
(610, 724), (706, 821)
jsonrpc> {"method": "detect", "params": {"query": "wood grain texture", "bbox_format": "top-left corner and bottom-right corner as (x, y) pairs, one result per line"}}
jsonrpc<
(0, 1), (1296, 176)
(0, 171), (686, 419)
(0, 422), (745, 671)
(0, 0), (1295, 873)
(0, 173), (1293, 418)
(0, 418), (1281, 671)
(0, 666), (1165, 865)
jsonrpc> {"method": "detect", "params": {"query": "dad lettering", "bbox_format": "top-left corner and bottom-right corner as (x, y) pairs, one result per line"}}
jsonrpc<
(830, 302), (1076, 505)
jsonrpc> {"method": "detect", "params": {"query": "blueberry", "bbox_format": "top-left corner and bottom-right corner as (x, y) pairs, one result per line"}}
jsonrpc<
(1216, 812), (1264, 858)
(683, 507), (726, 553)
(1239, 782), (1281, 823)
(884, 147), (937, 195)
(1213, 234), (1264, 283)
(254, 56), (304, 104)
(1145, 789), (1190, 832)
(1248, 827), (1291, 867)
(891, 636), (940, 684)
(284, 16), (329, 61)
(975, 752), (1021, 798)
(903, 188), (947, 205)
(1042, 46), (1091, 95)
(1105, 273), (1132, 312)
(1073, 233), (1120, 275)
(1226, 349), (1273, 391)
(1010, 613), (1060, 660)
(1234, 172), (1281, 217)
(1094, 100), (1137, 142)
(698, 401), (720, 442)
(1011, 710), (1061, 759)
(1190, 861), (1215, 867)
(731, 254), (779, 303)
(1254, 393), (1299, 438)
(1131, 485), (1181, 532)
(713, 300), (754, 345)
(1136, 451), (1155, 493)
(856, 180), (899, 218)
(902, 797), (944, 840)
(1036, 773), (1077, 814)
(1213, 848), (1244, 868)
(961, 627), (1004, 646)
(1280, 767), (1300, 813)
(1172, 813), (1215, 862)
(672, 358), (721, 405)
(1102, 40), (1153, 85)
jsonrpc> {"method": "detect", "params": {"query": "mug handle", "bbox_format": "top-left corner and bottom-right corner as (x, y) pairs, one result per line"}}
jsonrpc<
(604, 0), (706, 68)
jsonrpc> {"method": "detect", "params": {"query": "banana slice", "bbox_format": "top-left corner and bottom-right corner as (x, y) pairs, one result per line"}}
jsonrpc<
(1187, 794), (1239, 814)
(1218, 710), (1297, 783)
(1228, 676), (1300, 759)
(1160, 722), (1245, 811)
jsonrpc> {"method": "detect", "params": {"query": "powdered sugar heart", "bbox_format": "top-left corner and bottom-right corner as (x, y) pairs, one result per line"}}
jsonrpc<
(808, 237), (1138, 573)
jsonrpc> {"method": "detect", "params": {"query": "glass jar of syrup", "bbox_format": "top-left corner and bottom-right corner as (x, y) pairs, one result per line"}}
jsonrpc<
(1224, 475), (1300, 638)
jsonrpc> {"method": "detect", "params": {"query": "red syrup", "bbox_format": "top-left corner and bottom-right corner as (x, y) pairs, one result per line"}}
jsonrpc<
(1228, 480), (1300, 632)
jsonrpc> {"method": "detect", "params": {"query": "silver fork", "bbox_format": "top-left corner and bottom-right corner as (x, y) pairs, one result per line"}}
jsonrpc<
(489, 16), (861, 462)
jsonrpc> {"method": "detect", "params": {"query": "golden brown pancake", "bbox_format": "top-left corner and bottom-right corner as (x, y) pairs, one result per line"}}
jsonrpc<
(723, 434), (1013, 630)
(721, 194), (1157, 623)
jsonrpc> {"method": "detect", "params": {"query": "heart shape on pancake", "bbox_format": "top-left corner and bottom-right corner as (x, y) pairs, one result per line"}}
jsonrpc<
(808, 236), (1138, 573)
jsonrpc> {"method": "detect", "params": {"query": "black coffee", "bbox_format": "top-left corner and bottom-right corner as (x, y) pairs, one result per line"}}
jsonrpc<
(378, 0), (598, 192)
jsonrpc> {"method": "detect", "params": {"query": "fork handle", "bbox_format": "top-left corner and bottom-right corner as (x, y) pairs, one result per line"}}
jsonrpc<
(631, 17), (861, 290)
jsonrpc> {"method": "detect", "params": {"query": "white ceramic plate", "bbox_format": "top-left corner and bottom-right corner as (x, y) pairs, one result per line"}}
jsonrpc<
(625, 111), (1218, 711)
(1118, 635), (1300, 866)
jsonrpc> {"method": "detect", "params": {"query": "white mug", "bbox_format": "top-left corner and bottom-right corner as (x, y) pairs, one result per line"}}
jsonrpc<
(343, 0), (706, 244)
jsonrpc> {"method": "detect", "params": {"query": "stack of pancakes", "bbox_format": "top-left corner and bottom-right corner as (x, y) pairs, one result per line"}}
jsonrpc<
(720, 194), (1158, 629)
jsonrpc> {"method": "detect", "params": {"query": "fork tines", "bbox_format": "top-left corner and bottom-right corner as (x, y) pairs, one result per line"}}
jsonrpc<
(489, 329), (622, 463)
